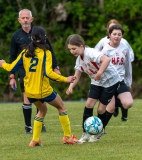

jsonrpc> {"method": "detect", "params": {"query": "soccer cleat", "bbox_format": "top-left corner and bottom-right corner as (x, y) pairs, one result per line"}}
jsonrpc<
(25, 125), (32, 134)
(41, 124), (46, 132)
(29, 139), (42, 147)
(113, 107), (119, 117)
(62, 135), (83, 144)
(79, 132), (90, 142)
(121, 117), (128, 122)
(88, 129), (104, 142)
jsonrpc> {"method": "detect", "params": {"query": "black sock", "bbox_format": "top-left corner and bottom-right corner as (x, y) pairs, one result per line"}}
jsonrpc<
(82, 107), (93, 132)
(121, 107), (128, 118)
(116, 97), (128, 118)
(98, 112), (106, 129)
(22, 103), (32, 127)
(105, 110), (113, 128)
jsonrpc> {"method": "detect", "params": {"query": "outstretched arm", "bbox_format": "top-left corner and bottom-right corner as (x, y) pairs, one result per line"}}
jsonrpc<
(66, 70), (82, 95)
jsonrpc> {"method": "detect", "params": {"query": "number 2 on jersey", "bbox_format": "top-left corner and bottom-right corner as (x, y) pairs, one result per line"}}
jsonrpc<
(29, 58), (38, 72)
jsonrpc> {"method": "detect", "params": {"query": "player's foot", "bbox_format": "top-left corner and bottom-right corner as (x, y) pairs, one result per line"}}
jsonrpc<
(121, 117), (128, 122)
(62, 135), (83, 144)
(41, 124), (46, 132)
(79, 132), (90, 142)
(88, 129), (104, 142)
(113, 107), (119, 117)
(29, 139), (42, 147)
(25, 125), (32, 134)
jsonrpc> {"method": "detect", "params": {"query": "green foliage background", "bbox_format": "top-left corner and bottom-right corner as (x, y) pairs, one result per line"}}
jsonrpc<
(0, 0), (142, 101)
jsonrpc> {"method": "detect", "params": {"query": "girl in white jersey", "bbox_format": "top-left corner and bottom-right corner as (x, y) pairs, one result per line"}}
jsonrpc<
(101, 24), (133, 127)
(65, 34), (120, 142)
(95, 19), (134, 122)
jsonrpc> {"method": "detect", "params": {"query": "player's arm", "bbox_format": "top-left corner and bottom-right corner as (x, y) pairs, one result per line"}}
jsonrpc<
(44, 51), (75, 83)
(0, 52), (23, 72)
(66, 70), (82, 95)
(94, 55), (110, 81)
(46, 38), (60, 74)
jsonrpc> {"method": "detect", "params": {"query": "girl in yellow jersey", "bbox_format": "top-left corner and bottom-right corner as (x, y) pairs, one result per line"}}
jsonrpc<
(0, 26), (82, 146)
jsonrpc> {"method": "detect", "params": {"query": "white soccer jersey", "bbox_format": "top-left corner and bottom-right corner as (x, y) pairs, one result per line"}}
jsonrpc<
(101, 43), (132, 87)
(94, 36), (134, 62)
(75, 47), (120, 88)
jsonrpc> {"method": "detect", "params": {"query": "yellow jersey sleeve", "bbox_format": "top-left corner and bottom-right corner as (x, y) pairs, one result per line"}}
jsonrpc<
(43, 50), (67, 82)
(2, 52), (24, 72)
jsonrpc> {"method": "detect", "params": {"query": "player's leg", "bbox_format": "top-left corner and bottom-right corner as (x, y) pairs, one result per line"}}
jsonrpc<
(117, 92), (133, 121)
(48, 91), (82, 144)
(116, 81), (133, 122)
(22, 93), (32, 134)
(104, 96), (115, 127)
(36, 103), (47, 132)
(79, 84), (99, 142)
(113, 97), (120, 117)
(102, 82), (120, 129)
(29, 100), (47, 147)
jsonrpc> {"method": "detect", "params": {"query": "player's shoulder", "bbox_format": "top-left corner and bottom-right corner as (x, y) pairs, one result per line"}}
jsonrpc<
(99, 36), (109, 43)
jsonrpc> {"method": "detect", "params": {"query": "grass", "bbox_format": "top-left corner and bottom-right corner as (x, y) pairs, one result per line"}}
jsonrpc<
(0, 99), (142, 160)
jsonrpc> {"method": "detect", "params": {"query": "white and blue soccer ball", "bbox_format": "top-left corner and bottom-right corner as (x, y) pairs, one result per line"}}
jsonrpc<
(84, 116), (103, 135)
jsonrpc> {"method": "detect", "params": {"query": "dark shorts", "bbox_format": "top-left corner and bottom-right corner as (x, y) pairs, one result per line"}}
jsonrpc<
(115, 81), (130, 97)
(88, 82), (120, 105)
(18, 68), (25, 92)
(28, 91), (57, 104)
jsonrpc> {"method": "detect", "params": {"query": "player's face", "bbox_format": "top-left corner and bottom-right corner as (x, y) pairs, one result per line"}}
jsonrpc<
(68, 44), (84, 56)
(109, 29), (122, 47)
(18, 11), (34, 29)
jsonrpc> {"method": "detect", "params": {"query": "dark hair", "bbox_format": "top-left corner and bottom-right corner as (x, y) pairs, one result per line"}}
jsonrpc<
(108, 24), (124, 37)
(23, 26), (49, 57)
(65, 34), (85, 49)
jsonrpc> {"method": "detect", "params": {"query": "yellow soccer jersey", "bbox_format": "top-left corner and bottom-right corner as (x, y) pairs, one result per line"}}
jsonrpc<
(2, 48), (67, 98)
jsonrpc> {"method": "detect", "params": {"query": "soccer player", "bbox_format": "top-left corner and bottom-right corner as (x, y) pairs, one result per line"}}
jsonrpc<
(0, 26), (82, 146)
(65, 34), (120, 142)
(101, 24), (133, 127)
(9, 9), (60, 134)
(94, 19), (134, 122)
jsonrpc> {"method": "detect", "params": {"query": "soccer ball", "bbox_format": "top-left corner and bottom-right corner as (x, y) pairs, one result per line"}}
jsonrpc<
(84, 116), (103, 135)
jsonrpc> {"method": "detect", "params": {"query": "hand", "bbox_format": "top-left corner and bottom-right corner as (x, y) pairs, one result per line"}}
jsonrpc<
(0, 60), (6, 67)
(66, 87), (73, 95)
(54, 68), (61, 75)
(9, 78), (17, 90)
(94, 71), (102, 81)
(66, 76), (76, 83)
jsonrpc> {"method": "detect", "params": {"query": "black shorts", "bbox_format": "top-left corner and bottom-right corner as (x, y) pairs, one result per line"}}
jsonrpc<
(18, 68), (25, 92)
(88, 82), (120, 105)
(115, 81), (130, 97)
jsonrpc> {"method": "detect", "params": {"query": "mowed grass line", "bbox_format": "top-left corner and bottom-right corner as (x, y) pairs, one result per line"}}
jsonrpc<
(0, 99), (142, 160)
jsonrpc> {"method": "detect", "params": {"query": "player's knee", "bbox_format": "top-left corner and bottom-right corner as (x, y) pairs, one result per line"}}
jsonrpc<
(122, 99), (133, 109)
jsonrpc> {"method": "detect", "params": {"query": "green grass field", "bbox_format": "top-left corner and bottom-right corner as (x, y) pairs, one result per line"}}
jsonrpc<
(0, 100), (142, 160)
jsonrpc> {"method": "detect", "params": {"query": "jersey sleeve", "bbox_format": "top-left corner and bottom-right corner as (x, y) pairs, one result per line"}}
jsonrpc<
(10, 34), (18, 63)
(2, 52), (24, 72)
(46, 38), (58, 69)
(124, 48), (132, 87)
(94, 38), (105, 51)
(43, 51), (67, 82)
(121, 38), (134, 62)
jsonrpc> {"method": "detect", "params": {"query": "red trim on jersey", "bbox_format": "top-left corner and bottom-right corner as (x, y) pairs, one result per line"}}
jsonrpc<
(80, 56), (84, 60)
(81, 66), (84, 72)
(89, 69), (96, 74)
(90, 62), (99, 70)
